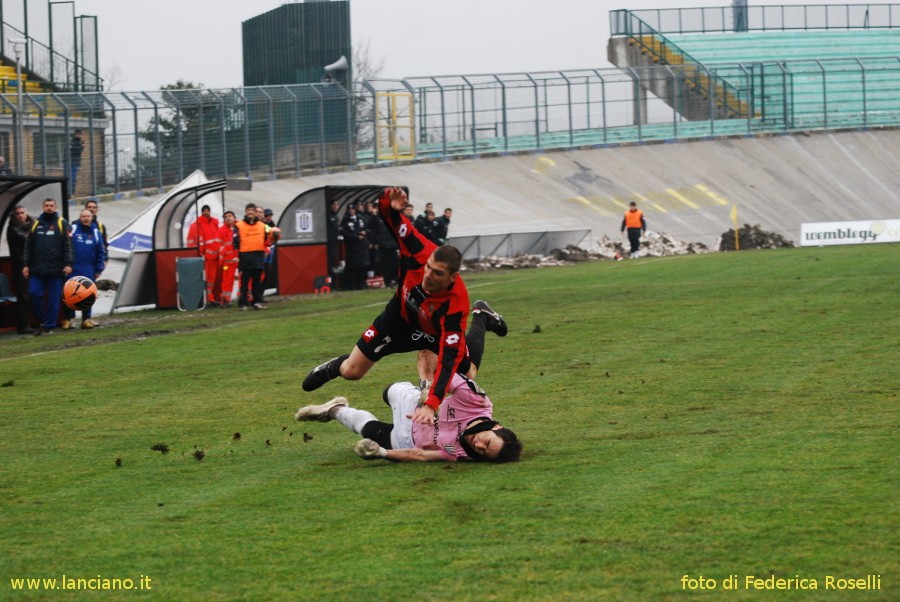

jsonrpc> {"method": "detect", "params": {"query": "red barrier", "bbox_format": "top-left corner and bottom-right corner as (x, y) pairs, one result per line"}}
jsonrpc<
(276, 244), (327, 296)
(155, 249), (200, 309)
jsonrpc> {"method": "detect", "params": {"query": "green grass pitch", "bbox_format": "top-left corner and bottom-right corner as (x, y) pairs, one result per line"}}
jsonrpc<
(1, 244), (897, 600)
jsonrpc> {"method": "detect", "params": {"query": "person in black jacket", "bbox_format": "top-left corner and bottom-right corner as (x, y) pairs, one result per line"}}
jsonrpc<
(340, 204), (369, 290)
(22, 198), (72, 335)
(70, 130), (85, 193)
(374, 210), (399, 287)
(413, 209), (439, 244)
(5, 205), (34, 333)
(433, 207), (453, 245)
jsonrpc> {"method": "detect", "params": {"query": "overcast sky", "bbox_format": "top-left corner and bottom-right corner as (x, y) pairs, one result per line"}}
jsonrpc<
(6, 0), (862, 92)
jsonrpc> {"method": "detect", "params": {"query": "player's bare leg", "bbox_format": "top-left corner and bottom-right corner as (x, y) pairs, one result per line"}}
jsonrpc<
(340, 346), (376, 380)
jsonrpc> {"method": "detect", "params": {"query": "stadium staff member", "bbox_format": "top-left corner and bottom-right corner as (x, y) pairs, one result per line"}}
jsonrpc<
(235, 202), (269, 310)
(22, 198), (72, 335)
(620, 201), (647, 259)
(217, 211), (240, 308)
(303, 187), (503, 425)
(84, 199), (109, 252)
(186, 204), (222, 305)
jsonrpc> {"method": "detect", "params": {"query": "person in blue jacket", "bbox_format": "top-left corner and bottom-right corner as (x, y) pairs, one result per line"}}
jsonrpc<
(62, 208), (106, 330)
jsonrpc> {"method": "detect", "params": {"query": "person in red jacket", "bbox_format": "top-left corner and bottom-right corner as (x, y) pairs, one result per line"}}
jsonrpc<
(186, 204), (221, 304)
(302, 187), (507, 425)
(217, 211), (239, 307)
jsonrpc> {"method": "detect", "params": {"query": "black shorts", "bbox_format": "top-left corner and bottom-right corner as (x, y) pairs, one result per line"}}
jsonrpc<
(356, 296), (472, 374)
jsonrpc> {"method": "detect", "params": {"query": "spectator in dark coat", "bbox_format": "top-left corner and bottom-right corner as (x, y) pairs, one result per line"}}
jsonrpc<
(326, 199), (342, 270)
(433, 208), (453, 245)
(22, 198), (72, 335)
(414, 210), (439, 244)
(364, 202), (382, 277)
(5, 205), (34, 333)
(374, 213), (399, 287)
(340, 205), (369, 290)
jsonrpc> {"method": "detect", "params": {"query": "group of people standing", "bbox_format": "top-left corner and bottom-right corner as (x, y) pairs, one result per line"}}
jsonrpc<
(327, 198), (452, 291)
(186, 202), (280, 310)
(6, 198), (107, 335)
(412, 202), (453, 247)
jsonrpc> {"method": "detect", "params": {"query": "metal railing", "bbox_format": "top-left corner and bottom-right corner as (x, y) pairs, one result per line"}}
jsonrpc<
(1, 22), (103, 93)
(609, 10), (752, 119)
(3, 57), (900, 197)
(611, 4), (900, 36)
(449, 230), (591, 261)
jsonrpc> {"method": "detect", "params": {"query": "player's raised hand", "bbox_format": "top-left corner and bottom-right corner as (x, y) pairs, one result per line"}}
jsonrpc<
(386, 186), (407, 211)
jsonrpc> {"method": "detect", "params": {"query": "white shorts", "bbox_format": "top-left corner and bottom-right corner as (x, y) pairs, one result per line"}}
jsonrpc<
(385, 381), (420, 450)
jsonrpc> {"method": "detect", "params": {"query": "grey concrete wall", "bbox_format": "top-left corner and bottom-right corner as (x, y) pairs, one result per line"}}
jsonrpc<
(98, 128), (900, 250)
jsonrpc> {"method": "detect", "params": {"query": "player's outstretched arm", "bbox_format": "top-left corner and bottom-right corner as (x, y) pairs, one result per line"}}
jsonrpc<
(354, 439), (446, 462)
(387, 448), (446, 462)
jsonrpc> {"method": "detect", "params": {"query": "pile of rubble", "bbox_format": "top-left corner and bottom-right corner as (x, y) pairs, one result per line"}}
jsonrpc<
(718, 224), (795, 251)
(462, 252), (581, 271)
(461, 231), (712, 271)
(455, 225), (794, 271)
(592, 231), (712, 260)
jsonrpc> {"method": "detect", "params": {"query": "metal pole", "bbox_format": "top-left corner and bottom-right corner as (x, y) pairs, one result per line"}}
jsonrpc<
(362, 80), (378, 164)
(25, 94), (46, 176)
(280, 85), (298, 177)
(561, 71), (574, 147)
(140, 91), (164, 191)
(13, 40), (25, 173)
(101, 93), (119, 193)
(121, 92), (142, 191)
(48, 0), (54, 84)
(400, 79), (416, 160)
(22, 0), (29, 67)
(430, 77), (447, 158)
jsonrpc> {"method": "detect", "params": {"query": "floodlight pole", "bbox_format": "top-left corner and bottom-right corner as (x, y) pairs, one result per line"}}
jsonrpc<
(11, 38), (26, 173)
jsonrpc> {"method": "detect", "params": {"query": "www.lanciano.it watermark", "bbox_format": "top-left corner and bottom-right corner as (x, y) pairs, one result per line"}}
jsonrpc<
(9, 574), (152, 591)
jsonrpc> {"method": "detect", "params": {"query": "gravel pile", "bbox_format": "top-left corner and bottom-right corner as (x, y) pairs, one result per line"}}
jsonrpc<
(718, 224), (795, 251)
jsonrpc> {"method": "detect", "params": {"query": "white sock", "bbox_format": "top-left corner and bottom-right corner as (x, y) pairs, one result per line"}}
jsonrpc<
(333, 407), (378, 434)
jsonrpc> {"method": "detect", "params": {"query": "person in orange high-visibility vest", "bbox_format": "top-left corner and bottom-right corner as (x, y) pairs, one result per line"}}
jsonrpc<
(620, 201), (646, 259)
(217, 211), (240, 307)
(186, 204), (221, 304)
(255, 207), (282, 300)
(234, 202), (271, 309)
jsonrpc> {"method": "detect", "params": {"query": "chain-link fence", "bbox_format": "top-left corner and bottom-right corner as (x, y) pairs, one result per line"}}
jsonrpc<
(4, 50), (900, 196)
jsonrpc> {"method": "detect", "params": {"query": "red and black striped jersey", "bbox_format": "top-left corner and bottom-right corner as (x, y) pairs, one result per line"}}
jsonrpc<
(378, 191), (470, 410)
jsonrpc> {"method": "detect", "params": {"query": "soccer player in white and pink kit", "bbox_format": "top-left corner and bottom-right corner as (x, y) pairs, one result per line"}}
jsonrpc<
(295, 301), (522, 463)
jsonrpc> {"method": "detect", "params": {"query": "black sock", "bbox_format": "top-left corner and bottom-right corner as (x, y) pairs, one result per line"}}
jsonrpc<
(327, 354), (350, 379)
(361, 420), (394, 449)
(467, 316), (486, 371)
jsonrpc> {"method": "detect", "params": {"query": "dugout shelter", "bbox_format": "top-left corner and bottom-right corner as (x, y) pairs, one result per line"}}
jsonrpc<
(274, 185), (400, 295)
(0, 176), (69, 331)
(112, 178), (226, 312)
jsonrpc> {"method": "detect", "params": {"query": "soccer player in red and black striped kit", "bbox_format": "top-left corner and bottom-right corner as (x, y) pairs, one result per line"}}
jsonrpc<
(302, 186), (507, 425)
